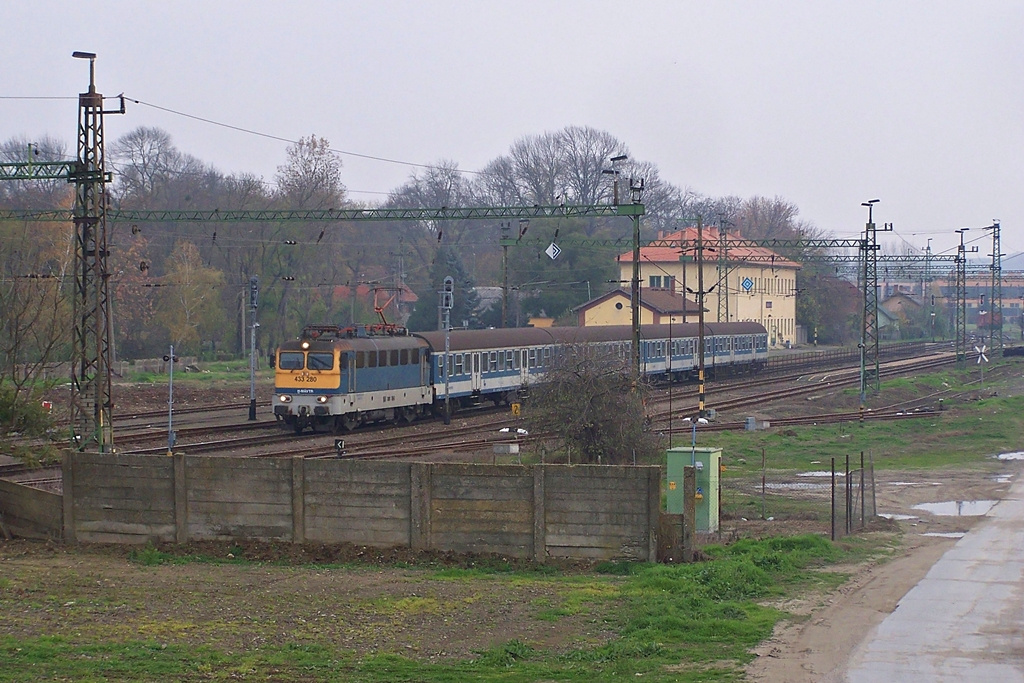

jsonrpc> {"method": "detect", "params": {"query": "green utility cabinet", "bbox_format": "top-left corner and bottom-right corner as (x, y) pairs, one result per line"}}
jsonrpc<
(666, 446), (721, 532)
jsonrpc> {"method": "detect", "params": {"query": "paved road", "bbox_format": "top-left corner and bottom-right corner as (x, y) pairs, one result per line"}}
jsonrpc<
(846, 475), (1024, 682)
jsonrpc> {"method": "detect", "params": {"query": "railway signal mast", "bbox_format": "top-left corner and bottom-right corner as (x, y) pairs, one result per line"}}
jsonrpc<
(440, 276), (454, 425)
(248, 276), (259, 421)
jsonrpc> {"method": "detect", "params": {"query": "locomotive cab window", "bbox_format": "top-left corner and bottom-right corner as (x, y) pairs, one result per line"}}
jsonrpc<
(307, 353), (333, 370)
(411, 348), (419, 365)
(400, 349), (409, 365)
(390, 350), (399, 366)
(367, 351), (377, 368)
(279, 352), (304, 370)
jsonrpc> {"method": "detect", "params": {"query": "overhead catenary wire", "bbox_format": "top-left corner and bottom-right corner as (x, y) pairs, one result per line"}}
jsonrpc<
(123, 96), (488, 178)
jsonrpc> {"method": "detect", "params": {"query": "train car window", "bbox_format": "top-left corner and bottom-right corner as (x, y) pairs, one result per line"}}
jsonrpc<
(390, 350), (399, 366)
(455, 353), (464, 375)
(498, 352), (505, 371)
(489, 351), (498, 372)
(411, 348), (420, 364)
(515, 350), (523, 370)
(308, 353), (334, 370)
(279, 352), (304, 370)
(447, 355), (454, 377)
(367, 351), (378, 368)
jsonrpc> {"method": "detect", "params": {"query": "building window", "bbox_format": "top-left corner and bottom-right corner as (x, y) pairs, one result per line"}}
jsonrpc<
(649, 275), (662, 288)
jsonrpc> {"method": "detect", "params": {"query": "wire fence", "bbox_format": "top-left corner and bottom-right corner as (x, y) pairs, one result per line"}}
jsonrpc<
(719, 451), (877, 540)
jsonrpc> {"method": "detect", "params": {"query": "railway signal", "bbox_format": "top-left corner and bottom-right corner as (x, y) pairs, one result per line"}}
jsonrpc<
(975, 344), (989, 386)
(163, 347), (179, 456)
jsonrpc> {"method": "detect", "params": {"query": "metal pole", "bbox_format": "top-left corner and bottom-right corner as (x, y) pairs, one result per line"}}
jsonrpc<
(696, 216), (707, 419)
(501, 222), (509, 328)
(444, 308), (451, 425)
(441, 276), (453, 425)
(249, 276), (258, 421)
(631, 211), (641, 380)
(167, 344), (175, 456)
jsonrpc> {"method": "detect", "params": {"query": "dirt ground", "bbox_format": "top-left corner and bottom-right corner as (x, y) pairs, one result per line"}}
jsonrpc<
(743, 461), (1020, 681)
(14, 369), (1024, 677)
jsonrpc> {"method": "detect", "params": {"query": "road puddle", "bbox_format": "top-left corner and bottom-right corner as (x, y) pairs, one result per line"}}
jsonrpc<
(764, 482), (830, 490)
(912, 500), (996, 516)
(921, 532), (966, 538)
(797, 471), (843, 477)
(878, 513), (918, 521)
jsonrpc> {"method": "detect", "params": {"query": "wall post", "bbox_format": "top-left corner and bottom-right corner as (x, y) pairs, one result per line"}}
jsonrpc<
(532, 465), (547, 562)
(173, 452), (188, 543)
(61, 450), (75, 543)
(291, 455), (305, 543)
(410, 463), (431, 550)
(647, 467), (660, 562)
(683, 466), (696, 562)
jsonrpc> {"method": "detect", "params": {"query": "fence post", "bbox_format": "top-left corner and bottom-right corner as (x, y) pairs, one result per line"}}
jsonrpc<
(845, 453), (852, 535)
(830, 457), (836, 541)
(860, 451), (866, 528)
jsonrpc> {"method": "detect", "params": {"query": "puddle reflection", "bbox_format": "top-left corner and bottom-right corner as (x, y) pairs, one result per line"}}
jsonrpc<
(912, 500), (996, 516)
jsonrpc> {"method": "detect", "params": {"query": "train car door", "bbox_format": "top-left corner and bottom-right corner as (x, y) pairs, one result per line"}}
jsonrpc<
(347, 352), (355, 393)
(470, 352), (482, 393)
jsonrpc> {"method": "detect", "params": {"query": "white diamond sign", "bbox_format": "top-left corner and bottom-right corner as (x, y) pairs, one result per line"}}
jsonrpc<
(545, 243), (561, 260)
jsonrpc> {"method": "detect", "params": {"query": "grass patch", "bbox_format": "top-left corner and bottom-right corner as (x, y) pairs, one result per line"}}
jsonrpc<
(713, 393), (1024, 475)
(1, 535), (871, 682)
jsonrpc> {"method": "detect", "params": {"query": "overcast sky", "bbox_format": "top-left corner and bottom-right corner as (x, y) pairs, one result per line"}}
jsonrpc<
(3, 1), (1021, 260)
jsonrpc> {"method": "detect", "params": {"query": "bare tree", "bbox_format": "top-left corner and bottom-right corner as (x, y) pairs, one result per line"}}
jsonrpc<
(0, 218), (72, 435)
(527, 344), (660, 464)
(152, 241), (226, 354)
(275, 135), (345, 209)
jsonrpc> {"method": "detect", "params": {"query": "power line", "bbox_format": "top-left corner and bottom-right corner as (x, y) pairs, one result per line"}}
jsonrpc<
(124, 96), (486, 177)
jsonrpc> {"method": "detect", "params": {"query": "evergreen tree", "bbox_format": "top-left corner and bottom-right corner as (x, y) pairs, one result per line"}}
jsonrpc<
(406, 246), (480, 331)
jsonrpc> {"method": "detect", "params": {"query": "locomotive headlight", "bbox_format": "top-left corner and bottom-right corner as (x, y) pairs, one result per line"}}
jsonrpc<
(316, 395), (328, 403)
(301, 341), (310, 350)
(278, 395), (292, 403)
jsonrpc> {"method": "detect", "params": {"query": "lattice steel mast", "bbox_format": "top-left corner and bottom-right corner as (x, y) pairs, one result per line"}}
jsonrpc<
(955, 228), (969, 368)
(986, 221), (1003, 358)
(859, 200), (890, 400)
(70, 52), (123, 451)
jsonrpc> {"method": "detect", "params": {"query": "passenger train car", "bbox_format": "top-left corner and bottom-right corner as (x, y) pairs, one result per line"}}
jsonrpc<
(273, 321), (768, 433)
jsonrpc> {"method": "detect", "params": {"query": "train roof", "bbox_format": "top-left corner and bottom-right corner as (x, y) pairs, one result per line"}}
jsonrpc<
(414, 322), (766, 353)
(416, 327), (557, 352)
(278, 335), (428, 353)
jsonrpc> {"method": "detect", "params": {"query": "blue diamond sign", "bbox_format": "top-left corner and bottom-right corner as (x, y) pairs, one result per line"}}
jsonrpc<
(742, 277), (754, 292)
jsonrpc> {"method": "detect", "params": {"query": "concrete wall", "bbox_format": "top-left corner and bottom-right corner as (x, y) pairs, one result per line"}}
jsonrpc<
(60, 453), (661, 562)
(0, 479), (62, 540)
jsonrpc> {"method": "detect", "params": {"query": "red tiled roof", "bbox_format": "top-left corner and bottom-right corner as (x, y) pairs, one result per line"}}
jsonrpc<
(617, 227), (801, 269)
